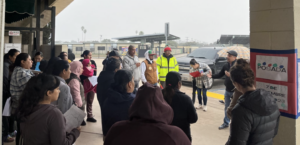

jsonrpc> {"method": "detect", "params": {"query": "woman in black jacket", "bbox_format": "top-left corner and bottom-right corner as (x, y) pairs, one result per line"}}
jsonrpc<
(226, 59), (280, 145)
(162, 72), (198, 141)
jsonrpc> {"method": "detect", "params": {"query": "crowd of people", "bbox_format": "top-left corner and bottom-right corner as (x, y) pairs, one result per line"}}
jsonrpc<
(1, 45), (281, 145)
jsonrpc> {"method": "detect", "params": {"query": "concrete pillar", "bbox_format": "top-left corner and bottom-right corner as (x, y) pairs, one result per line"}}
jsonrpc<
(250, 0), (300, 144)
(0, 0), (5, 143)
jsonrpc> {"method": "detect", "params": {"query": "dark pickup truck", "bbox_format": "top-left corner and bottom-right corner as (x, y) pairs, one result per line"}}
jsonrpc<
(177, 47), (227, 84)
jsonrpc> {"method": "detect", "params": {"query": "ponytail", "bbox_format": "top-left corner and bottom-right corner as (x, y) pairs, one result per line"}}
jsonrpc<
(162, 85), (175, 104)
(162, 71), (182, 105)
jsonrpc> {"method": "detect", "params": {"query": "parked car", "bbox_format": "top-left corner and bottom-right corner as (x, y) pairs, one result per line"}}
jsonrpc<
(177, 47), (227, 85)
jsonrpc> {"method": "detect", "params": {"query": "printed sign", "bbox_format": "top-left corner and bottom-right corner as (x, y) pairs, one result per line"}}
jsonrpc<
(4, 43), (21, 53)
(256, 55), (288, 82)
(256, 81), (288, 111)
(8, 31), (20, 36)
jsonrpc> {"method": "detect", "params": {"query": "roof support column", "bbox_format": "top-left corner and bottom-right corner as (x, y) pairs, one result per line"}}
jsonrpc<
(250, 1), (300, 145)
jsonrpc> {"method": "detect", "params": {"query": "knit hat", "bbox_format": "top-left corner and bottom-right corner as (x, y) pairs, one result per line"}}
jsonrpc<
(164, 47), (172, 52)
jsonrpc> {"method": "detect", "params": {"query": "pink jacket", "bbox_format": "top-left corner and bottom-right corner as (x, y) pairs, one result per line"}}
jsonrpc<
(68, 61), (84, 107)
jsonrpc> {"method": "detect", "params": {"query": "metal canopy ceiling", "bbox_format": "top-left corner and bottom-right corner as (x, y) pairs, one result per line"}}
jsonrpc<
(113, 33), (180, 42)
(219, 35), (249, 44)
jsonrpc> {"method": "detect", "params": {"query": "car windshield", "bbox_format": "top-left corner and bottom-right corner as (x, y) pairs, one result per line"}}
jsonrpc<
(187, 48), (218, 59)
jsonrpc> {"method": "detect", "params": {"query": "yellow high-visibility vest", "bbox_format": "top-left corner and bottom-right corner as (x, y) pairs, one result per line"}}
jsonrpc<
(156, 55), (179, 81)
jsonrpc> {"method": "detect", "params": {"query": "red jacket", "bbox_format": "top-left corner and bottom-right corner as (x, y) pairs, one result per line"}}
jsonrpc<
(104, 83), (191, 145)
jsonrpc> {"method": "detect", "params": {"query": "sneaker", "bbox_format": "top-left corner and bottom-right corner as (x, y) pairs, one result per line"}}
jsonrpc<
(87, 117), (97, 123)
(218, 124), (229, 130)
(81, 120), (86, 126)
(196, 104), (202, 109)
(3, 135), (14, 142)
(203, 106), (207, 111)
(9, 130), (17, 137)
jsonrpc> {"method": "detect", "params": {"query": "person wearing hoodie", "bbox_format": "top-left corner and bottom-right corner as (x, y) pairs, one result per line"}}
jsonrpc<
(17, 74), (80, 145)
(156, 47), (179, 88)
(141, 50), (159, 85)
(102, 70), (135, 138)
(104, 83), (191, 145)
(226, 59), (280, 145)
(162, 72), (198, 141)
(122, 45), (141, 93)
(102, 50), (122, 71)
(51, 60), (73, 114)
(66, 61), (86, 126)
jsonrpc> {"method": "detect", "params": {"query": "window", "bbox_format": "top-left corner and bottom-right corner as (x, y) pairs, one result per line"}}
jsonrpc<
(76, 47), (83, 51)
(98, 46), (105, 50)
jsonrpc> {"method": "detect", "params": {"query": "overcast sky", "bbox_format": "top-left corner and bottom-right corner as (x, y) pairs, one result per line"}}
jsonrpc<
(55, 0), (249, 43)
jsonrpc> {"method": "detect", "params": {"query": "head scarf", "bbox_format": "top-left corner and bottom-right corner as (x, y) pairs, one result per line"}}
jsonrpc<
(70, 61), (83, 78)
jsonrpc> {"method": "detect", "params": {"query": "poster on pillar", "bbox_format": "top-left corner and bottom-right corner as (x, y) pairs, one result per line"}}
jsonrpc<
(250, 49), (298, 119)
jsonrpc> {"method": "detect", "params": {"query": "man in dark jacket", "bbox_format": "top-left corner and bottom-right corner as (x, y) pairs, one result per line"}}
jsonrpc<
(212, 50), (237, 129)
(104, 83), (191, 145)
(226, 89), (280, 145)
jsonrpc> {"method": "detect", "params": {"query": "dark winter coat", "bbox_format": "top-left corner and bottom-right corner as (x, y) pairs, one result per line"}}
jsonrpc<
(102, 88), (135, 136)
(212, 60), (236, 92)
(97, 71), (115, 107)
(104, 83), (191, 145)
(226, 89), (280, 145)
(166, 90), (198, 141)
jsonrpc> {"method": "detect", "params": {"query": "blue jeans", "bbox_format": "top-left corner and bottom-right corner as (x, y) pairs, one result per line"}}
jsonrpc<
(224, 91), (233, 125)
(197, 87), (208, 106)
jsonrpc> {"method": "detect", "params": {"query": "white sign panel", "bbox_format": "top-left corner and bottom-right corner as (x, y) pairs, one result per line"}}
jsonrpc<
(256, 81), (288, 111)
(256, 55), (288, 82)
(8, 31), (20, 36)
(4, 43), (21, 53)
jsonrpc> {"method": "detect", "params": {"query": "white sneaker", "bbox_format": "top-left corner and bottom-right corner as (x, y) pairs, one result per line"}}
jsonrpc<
(196, 104), (202, 109)
(203, 106), (207, 111)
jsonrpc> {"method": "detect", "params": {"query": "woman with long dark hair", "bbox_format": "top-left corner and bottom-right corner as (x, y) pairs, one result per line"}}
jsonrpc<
(79, 50), (97, 122)
(10, 53), (34, 144)
(4, 49), (20, 79)
(2, 49), (19, 142)
(226, 59), (280, 145)
(51, 60), (73, 114)
(162, 71), (198, 141)
(17, 74), (80, 144)
(102, 70), (135, 139)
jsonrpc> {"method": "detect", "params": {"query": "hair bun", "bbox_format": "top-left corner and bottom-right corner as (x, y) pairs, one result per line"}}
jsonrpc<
(236, 59), (249, 67)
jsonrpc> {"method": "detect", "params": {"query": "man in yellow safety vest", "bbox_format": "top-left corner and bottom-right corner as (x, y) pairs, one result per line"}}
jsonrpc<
(157, 47), (179, 88)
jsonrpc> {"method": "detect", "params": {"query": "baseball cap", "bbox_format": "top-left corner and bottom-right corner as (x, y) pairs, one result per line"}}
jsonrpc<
(227, 50), (238, 57)
(148, 50), (155, 56)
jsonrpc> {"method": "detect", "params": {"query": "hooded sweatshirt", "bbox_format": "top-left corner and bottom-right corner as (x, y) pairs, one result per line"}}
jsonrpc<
(226, 89), (280, 145)
(104, 83), (191, 145)
(102, 88), (135, 136)
(82, 59), (95, 77)
(20, 104), (80, 145)
(67, 61), (85, 108)
(141, 50), (159, 83)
